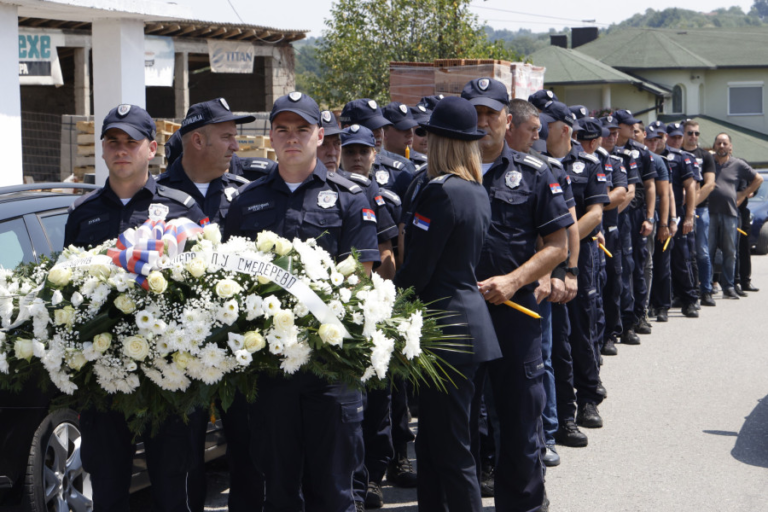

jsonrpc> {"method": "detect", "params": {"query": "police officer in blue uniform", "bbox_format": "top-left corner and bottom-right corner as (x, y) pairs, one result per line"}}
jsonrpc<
(462, 78), (573, 511)
(382, 101), (421, 165)
(395, 96), (501, 512)
(156, 98), (264, 512)
(408, 104), (430, 166)
(528, 89), (558, 111)
(65, 104), (209, 512)
(317, 110), (343, 173)
(224, 92), (379, 512)
(419, 94), (444, 111)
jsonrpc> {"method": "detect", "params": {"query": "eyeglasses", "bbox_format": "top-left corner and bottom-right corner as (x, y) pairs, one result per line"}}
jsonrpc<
(687, 131), (700, 136)
(415, 128), (427, 137)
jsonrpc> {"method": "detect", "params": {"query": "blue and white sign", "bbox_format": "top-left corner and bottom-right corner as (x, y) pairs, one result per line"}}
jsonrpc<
(18, 30), (65, 86)
(208, 40), (255, 74)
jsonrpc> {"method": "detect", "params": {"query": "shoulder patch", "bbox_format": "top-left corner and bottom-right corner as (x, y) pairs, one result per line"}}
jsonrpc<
(380, 188), (402, 206)
(578, 151), (600, 164)
(514, 153), (545, 170)
(546, 157), (564, 169)
(225, 172), (250, 185)
(347, 173), (372, 186)
(156, 185), (196, 208)
(596, 146), (609, 157)
(326, 172), (363, 194)
(392, 160), (403, 170)
(428, 174), (454, 186)
(67, 188), (102, 213)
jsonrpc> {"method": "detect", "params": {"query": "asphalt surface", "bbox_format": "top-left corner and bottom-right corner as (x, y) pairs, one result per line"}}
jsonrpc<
(133, 255), (768, 511)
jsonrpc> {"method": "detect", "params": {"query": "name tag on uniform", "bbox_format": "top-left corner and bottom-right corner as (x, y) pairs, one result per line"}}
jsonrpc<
(597, 173), (607, 182)
(375, 170), (390, 185)
(413, 213), (430, 231)
(549, 183), (563, 195)
(317, 191), (338, 209)
(148, 203), (169, 221)
(244, 201), (274, 214)
(362, 208), (376, 222)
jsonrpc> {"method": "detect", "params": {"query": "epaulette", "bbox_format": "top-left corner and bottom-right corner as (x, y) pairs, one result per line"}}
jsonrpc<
(327, 172), (363, 194)
(380, 189), (402, 206)
(414, 163), (427, 174)
(347, 173), (371, 186)
(546, 156), (564, 170)
(667, 146), (682, 154)
(67, 188), (102, 213)
(608, 154), (623, 163)
(380, 154), (404, 170)
(224, 172), (250, 185)
(155, 171), (170, 182)
(156, 185), (196, 208)
(428, 174), (454, 186)
(246, 158), (275, 170)
(628, 139), (648, 151)
(514, 153), (546, 170)
(578, 151), (600, 164)
(596, 146), (609, 157)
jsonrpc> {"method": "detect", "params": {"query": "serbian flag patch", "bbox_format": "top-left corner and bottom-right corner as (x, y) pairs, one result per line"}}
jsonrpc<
(375, 195), (386, 206)
(199, 217), (210, 227)
(413, 213), (431, 231)
(597, 173), (607, 182)
(362, 208), (377, 222)
(549, 183), (563, 195)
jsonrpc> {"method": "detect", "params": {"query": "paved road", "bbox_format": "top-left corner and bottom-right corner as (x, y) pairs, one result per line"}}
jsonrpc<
(135, 256), (768, 511)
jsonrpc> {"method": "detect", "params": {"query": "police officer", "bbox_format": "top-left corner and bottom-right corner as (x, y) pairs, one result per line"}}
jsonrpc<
(317, 110), (343, 172)
(409, 104), (431, 164)
(528, 89), (558, 111)
(224, 92), (379, 512)
(419, 94), (444, 111)
(65, 104), (209, 512)
(382, 101), (421, 166)
(395, 96), (502, 511)
(156, 98), (263, 512)
(462, 78), (573, 511)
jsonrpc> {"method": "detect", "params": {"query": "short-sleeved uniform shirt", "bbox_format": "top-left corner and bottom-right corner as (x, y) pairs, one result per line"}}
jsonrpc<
(64, 174), (208, 248)
(550, 146), (610, 230)
(709, 157), (758, 218)
(156, 158), (250, 229)
(662, 146), (696, 213)
(337, 169), (399, 244)
(596, 146), (629, 227)
(618, 139), (657, 209)
(689, 147), (716, 208)
(223, 161), (380, 264)
(530, 149), (576, 211)
(477, 145), (574, 292)
(373, 153), (413, 199)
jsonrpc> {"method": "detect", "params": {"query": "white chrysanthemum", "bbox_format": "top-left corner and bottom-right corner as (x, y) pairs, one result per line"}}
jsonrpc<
(370, 330), (395, 379)
(199, 344), (225, 368)
(401, 312), (424, 360)
(199, 366), (224, 385)
(262, 295), (281, 317)
(328, 300), (345, 320)
(234, 349), (253, 367)
(111, 272), (132, 292)
(243, 294), (263, 321)
(338, 288), (352, 303)
(280, 341), (311, 374)
(0, 353), (8, 374)
(81, 342), (99, 361)
(80, 277), (99, 297)
(361, 366), (375, 382)
(29, 298), (48, 318)
(348, 275), (359, 286)
(293, 302), (309, 318)
(32, 340), (46, 359)
(91, 284), (110, 304)
(182, 308), (199, 325)
(135, 310), (154, 330)
(188, 322), (211, 343)
(352, 312), (364, 325)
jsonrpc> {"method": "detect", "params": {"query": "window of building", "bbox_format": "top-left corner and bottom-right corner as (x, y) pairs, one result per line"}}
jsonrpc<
(672, 85), (684, 114)
(728, 82), (764, 116)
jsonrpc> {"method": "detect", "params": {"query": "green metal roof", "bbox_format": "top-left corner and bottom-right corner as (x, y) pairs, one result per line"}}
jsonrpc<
(529, 45), (669, 96)
(578, 28), (768, 70)
(659, 115), (768, 167)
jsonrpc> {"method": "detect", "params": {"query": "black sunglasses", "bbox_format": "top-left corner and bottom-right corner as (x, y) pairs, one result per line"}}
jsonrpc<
(687, 131), (700, 136)
(415, 128), (427, 137)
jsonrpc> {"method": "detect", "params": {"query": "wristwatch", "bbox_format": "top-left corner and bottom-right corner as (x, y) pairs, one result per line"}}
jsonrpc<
(646, 217), (655, 223)
(565, 267), (579, 277)
(672, 217), (681, 225)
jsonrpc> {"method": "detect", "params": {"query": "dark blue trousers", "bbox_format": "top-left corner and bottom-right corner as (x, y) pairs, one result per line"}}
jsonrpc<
(551, 302), (575, 423)
(619, 210), (636, 329)
(221, 392), (264, 512)
(622, 207), (650, 328)
(672, 230), (698, 306)
(650, 235), (672, 310)
(603, 226), (623, 342)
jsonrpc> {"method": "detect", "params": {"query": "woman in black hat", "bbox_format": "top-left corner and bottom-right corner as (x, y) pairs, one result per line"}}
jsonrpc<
(394, 96), (501, 511)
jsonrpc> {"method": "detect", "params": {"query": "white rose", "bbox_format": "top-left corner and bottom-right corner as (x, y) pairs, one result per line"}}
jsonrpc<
(339, 288), (352, 303)
(318, 323), (344, 347)
(14, 339), (34, 361)
(89, 263), (111, 280)
(273, 310), (295, 332)
(330, 272), (344, 286)
(67, 351), (87, 371)
(123, 336), (150, 361)
(243, 331), (266, 353)
(51, 290), (63, 306)
(48, 267), (72, 287)
(186, 257), (207, 278)
(173, 351), (192, 370)
(256, 231), (278, 252)
(335, 256), (357, 276)
(114, 294), (136, 314)
(93, 333), (112, 352)
(216, 279), (242, 298)
(54, 305), (76, 327)
(274, 237), (293, 256)
(203, 224), (222, 244)
(70, 292), (84, 307)
(147, 271), (168, 294)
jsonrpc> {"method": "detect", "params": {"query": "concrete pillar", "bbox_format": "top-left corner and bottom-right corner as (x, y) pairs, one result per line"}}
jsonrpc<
(174, 51), (189, 119)
(0, 4), (23, 186)
(74, 47), (91, 116)
(264, 47), (296, 110)
(91, 19), (146, 185)
(602, 84), (612, 110)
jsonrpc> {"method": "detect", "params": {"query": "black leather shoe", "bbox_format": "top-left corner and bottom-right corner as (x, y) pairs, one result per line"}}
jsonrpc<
(554, 420), (588, 447)
(743, 282), (760, 292)
(355, 500), (366, 512)
(648, 306), (658, 318)
(700, 293), (716, 306)
(735, 284), (748, 297)
(577, 403), (603, 428)
(596, 383), (607, 399)
(365, 482), (384, 509)
(722, 288), (740, 299)
(386, 453), (417, 488)
(543, 445), (560, 467)
(671, 296), (683, 308)
(621, 328), (641, 345)
(682, 303), (699, 318)
(656, 308), (668, 322)
(601, 337), (618, 356)
(635, 317), (652, 335)
(480, 465), (495, 497)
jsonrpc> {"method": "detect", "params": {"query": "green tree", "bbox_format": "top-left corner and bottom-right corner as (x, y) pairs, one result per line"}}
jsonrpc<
(309, 0), (520, 108)
(754, 0), (768, 19)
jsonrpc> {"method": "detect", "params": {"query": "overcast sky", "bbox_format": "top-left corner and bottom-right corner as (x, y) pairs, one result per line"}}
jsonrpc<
(176, 0), (756, 37)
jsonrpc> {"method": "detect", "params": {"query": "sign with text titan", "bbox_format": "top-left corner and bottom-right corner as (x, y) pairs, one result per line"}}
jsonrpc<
(207, 40), (255, 74)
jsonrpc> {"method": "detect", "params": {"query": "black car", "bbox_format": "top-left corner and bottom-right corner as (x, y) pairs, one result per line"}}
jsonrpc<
(746, 170), (768, 254)
(0, 184), (226, 512)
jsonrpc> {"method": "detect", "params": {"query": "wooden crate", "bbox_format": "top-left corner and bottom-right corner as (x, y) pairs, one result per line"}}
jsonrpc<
(73, 166), (94, 181)
(155, 120), (180, 133)
(77, 145), (95, 157)
(76, 121), (94, 134)
(238, 147), (269, 159)
(77, 133), (94, 145)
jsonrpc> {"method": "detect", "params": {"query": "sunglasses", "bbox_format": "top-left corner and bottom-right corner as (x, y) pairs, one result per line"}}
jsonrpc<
(415, 128), (427, 137)
(687, 131), (700, 136)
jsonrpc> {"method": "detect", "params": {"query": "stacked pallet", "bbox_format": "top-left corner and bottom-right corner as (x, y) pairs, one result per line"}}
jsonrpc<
(73, 120), (95, 181)
(154, 120), (181, 174)
(236, 135), (276, 161)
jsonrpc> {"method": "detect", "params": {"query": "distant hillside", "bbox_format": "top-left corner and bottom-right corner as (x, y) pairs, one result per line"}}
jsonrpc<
(608, 6), (765, 31)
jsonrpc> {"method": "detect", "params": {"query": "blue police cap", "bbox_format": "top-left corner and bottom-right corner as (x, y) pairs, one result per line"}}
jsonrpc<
(180, 98), (255, 136)
(340, 124), (377, 147)
(420, 95), (444, 111)
(320, 110), (342, 136)
(420, 96), (486, 141)
(600, 115), (619, 129)
(649, 120), (667, 133)
(569, 105), (590, 120)
(165, 130), (182, 165)
(101, 104), (156, 141)
(542, 101), (576, 128)
(645, 126), (662, 140)
(382, 102), (419, 130)
(461, 78), (510, 112)
(528, 89), (558, 110)
(576, 117), (604, 141)
(614, 109), (640, 126)
(666, 122), (684, 137)
(339, 99), (392, 131)
(410, 104), (432, 124)
(270, 91), (321, 125)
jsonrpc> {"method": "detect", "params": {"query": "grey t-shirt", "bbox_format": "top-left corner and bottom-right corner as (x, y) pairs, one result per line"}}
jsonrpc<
(709, 157), (757, 217)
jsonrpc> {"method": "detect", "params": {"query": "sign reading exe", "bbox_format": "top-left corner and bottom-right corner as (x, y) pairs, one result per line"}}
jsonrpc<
(18, 35), (52, 59)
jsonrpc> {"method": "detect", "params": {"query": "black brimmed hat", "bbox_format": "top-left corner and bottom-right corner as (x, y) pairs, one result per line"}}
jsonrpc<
(181, 98), (256, 135)
(419, 96), (486, 141)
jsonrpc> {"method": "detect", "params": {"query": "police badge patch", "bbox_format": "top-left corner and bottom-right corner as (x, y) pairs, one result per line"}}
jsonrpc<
(322, 111), (332, 123)
(631, 150), (640, 159)
(289, 92), (302, 102)
(505, 170), (522, 189)
(478, 78), (490, 91)
(573, 162), (585, 174)
(351, 124), (360, 133)
(368, 100), (378, 110)
(148, 203), (169, 221)
(418, 105), (427, 112)
(375, 170), (390, 185)
(399, 104), (408, 114)
(219, 98), (230, 111)
(317, 190), (338, 209)
(117, 104), (131, 117)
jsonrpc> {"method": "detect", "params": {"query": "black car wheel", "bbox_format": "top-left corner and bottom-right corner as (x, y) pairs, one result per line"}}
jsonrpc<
(755, 223), (768, 255)
(25, 409), (93, 512)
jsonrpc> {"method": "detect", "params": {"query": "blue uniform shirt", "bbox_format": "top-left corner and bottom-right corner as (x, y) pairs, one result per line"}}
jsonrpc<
(380, 148), (416, 174)
(597, 147), (629, 227)
(230, 154), (278, 182)
(224, 162), (380, 264)
(477, 145), (574, 291)
(156, 158), (250, 228)
(373, 153), (413, 199)
(64, 173), (208, 247)
(552, 146), (610, 222)
(620, 139), (657, 209)
(612, 146), (641, 186)
(663, 146), (696, 212)
(536, 153), (576, 210)
(337, 169), (400, 244)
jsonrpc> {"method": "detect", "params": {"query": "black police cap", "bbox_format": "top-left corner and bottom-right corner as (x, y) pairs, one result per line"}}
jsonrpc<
(528, 89), (558, 110)
(382, 102), (419, 130)
(410, 104), (431, 125)
(320, 110), (342, 136)
(101, 104), (156, 141)
(270, 92), (321, 125)
(461, 78), (509, 112)
(420, 95), (445, 111)
(339, 99), (392, 131)
(340, 124), (377, 147)
(180, 98), (255, 136)
(576, 117), (604, 141)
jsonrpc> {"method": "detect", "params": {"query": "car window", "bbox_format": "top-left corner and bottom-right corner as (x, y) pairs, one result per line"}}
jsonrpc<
(751, 177), (768, 203)
(39, 212), (69, 254)
(0, 218), (35, 269)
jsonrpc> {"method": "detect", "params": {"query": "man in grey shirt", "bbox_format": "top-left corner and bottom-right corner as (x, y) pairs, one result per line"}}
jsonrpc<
(708, 133), (763, 299)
